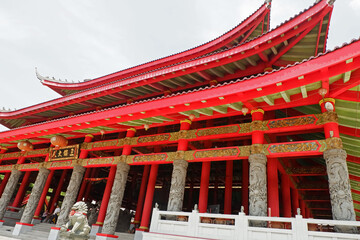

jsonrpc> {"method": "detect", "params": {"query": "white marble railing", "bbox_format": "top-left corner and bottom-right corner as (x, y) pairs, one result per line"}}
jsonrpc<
(143, 207), (360, 240)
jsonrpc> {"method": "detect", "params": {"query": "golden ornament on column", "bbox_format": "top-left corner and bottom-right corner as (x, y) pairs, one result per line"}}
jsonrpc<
(100, 129), (106, 139)
(50, 135), (68, 149)
(17, 140), (34, 151)
(241, 107), (249, 116)
(318, 88), (327, 98)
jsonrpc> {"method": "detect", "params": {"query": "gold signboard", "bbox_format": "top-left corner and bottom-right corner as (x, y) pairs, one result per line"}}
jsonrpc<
(49, 145), (79, 161)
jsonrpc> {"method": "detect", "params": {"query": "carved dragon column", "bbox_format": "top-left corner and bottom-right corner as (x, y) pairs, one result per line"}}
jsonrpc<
(19, 167), (50, 224)
(167, 119), (191, 212)
(0, 169), (22, 220)
(320, 98), (356, 232)
(248, 109), (268, 217)
(100, 161), (130, 236)
(248, 153), (267, 217)
(167, 159), (188, 212)
(12, 167), (51, 236)
(56, 165), (85, 227)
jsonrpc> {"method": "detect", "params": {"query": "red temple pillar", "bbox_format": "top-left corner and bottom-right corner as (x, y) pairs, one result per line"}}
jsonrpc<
(242, 159), (249, 214)
(199, 162), (211, 213)
(291, 188), (299, 216)
(133, 165), (150, 225)
(49, 170), (68, 213)
(76, 134), (94, 201)
(178, 119), (191, 151)
(248, 109), (268, 217)
(167, 119), (192, 212)
(224, 160), (233, 214)
(76, 168), (92, 202)
(188, 180), (194, 211)
(83, 168), (97, 201)
(198, 121), (213, 214)
(306, 208), (311, 218)
(95, 166), (117, 225)
(11, 171), (31, 208)
(0, 147), (10, 198)
(300, 199), (306, 217)
(13, 155), (28, 206)
(139, 164), (159, 231)
(251, 110), (264, 144)
(267, 158), (279, 217)
(320, 99), (339, 139)
(280, 173), (292, 217)
(320, 98), (357, 223)
(33, 170), (55, 221)
(96, 129), (136, 226)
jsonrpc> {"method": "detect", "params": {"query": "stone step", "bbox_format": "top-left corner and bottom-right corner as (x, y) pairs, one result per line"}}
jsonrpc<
(0, 224), (135, 240)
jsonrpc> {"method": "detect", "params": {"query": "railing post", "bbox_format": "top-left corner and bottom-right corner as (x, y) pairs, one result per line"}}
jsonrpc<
(188, 209), (199, 237)
(294, 214), (308, 240)
(235, 211), (247, 240)
(149, 205), (159, 233)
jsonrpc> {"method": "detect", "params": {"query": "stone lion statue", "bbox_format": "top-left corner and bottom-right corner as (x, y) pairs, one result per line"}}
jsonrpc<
(59, 201), (91, 240)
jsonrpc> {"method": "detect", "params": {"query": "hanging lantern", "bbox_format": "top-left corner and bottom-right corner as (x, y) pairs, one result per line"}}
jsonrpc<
(318, 88), (327, 98)
(17, 140), (34, 152)
(99, 129), (106, 140)
(241, 107), (248, 116)
(50, 135), (68, 149)
(189, 114), (196, 121)
(144, 124), (150, 131)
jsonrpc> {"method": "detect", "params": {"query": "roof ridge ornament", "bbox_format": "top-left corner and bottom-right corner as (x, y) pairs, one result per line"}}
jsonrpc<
(316, 0), (335, 5)
(35, 67), (74, 83)
(0, 107), (13, 112)
(36, 67), (91, 84)
(265, 0), (271, 7)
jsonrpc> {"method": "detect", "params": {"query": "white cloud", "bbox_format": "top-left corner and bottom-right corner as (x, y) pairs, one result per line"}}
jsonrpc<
(350, 0), (360, 9)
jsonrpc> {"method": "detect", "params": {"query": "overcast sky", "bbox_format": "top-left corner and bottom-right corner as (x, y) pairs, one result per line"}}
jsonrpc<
(0, 0), (359, 132)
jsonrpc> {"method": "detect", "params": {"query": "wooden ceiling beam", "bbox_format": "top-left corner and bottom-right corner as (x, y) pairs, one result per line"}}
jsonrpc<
(196, 71), (213, 81)
(258, 52), (269, 62)
(270, 25), (316, 66)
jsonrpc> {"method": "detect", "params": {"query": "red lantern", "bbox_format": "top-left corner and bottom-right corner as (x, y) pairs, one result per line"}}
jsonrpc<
(50, 135), (68, 149)
(17, 140), (34, 152)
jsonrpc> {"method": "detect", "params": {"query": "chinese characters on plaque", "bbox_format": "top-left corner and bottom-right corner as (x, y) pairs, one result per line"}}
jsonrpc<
(49, 145), (80, 161)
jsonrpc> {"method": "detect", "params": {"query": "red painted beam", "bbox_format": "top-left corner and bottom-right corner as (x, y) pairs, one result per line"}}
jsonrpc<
(1, 36), (359, 143)
(335, 90), (360, 102)
(330, 70), (360, 98)
(347, 155), (360, 164)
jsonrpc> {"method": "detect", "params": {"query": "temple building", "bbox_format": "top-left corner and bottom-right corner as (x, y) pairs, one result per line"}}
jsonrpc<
(0, 0), (359, 239)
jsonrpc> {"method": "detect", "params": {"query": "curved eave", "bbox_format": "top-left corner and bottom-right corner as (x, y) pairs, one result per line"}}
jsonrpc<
(0, 36), (359, 142)
(0, 0), (335, 130)
(40, 2), (271, 95)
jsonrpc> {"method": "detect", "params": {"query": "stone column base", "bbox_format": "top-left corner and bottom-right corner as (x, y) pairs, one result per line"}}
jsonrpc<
(90, 224), (103, 236)
(134, 229), (145, 240)
(12, 222), (33, 236)
(95, 233), (119, 240)
(31, 217), (41, 225)
(0, 220), (4, 228)
(48, 227), (60, 240)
